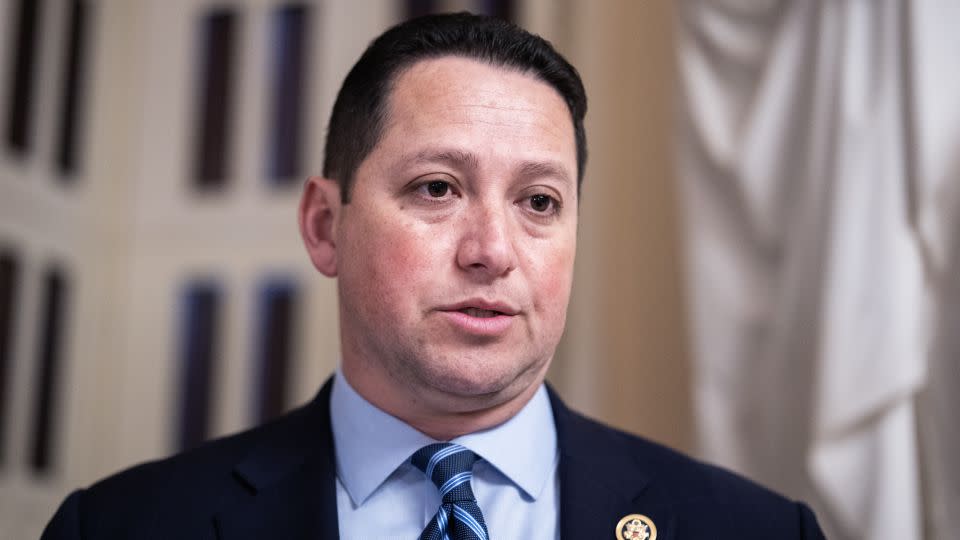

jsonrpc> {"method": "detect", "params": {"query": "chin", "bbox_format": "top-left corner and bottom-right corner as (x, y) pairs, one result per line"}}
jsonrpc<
(434, 374), (512, 398)
(414, 352), (549, 402)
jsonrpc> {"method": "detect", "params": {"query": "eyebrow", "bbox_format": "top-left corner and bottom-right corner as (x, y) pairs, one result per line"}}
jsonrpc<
(410, 148), (480, 170)
(515, 160), (573, 186)
(408, 148), (573, 186)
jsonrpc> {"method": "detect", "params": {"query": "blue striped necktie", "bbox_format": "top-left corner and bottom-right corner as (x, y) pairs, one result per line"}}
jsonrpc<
(411, 443), (490, 540)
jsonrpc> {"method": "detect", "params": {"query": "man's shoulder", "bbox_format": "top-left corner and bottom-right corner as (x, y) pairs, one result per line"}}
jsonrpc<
(561, 405), (766, 490)
(86, 418), (273, 499)
(43, 389), (335, 539)
(553, 400), (824, 538)
(89, 397), (320, 499)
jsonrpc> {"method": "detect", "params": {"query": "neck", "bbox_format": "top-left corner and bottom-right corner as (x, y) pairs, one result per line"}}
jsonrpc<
(341, 361), (547, 441)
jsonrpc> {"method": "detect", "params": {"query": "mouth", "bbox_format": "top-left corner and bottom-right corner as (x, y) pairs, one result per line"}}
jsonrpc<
(457, 307), (506, 318)
(437, 300), (519, 336)
(440, 299), (519, 317)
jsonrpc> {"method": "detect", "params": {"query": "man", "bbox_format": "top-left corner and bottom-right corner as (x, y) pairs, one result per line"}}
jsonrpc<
(43, 13), (825, 540)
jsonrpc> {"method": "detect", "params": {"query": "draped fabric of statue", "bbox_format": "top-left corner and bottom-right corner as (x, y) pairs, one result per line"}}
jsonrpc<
(676, 1), (960, 538)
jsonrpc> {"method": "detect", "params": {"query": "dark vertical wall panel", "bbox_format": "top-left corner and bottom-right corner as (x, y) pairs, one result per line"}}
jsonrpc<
(56, 0), (91, 177)
(266, 4), (310, 184)
(405, 0), (437, 20)
(193, 10), (238, 189)
(29, 266), (69, 474)
(5, 0), (43, 154)
(477, 0), (515, 23)
(177, 282), (221, 451)
(254, 280), (298, 424)
(0, 252), (19, 464)
(403, 1), (514, 22)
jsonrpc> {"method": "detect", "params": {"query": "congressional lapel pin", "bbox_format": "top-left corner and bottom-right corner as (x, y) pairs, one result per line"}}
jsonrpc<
(616, 514), (657, 540)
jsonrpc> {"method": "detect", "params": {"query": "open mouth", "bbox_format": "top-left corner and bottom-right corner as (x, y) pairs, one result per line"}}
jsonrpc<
(439, 303), (516, 335)
(458, 307), (504, 318)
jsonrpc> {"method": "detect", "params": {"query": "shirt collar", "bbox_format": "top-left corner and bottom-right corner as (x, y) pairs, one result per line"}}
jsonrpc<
(329, 371), (557, 506)
(452, 382), (557, 501)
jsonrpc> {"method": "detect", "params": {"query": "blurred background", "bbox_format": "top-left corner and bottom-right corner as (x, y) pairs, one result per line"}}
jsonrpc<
(0, 0), (957, 538)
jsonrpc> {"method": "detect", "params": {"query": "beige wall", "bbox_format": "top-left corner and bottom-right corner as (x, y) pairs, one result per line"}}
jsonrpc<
(549, 1), (693, 452)
(0, 1), (691, 536)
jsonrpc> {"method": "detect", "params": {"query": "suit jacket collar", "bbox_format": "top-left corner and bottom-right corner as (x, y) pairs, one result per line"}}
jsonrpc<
(547, 384), (670, 539)
(215, 378), (339, 540)
(215, 378), (670, 540)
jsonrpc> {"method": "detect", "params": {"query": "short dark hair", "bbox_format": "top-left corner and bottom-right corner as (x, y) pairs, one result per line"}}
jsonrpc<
(322, 12), (588, 202)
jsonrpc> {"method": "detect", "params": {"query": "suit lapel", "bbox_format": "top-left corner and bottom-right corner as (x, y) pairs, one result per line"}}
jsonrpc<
(549, 386), (677, 540)
(214, 378), (340, 540)
(212, 379), (681, 540)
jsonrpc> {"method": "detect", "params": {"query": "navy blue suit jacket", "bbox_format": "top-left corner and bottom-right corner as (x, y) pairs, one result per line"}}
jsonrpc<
(42, 378), (825, 539)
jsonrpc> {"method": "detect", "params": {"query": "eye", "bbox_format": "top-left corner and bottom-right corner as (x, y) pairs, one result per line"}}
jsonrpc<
(530, 194), (553, 212)
(411, 176), (458, 201)
(425, 180), (449, 198)
(523, 193), (561, 215)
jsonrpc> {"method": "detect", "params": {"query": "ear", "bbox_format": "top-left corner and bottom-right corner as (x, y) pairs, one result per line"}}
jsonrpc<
(298, 176), (341, 277)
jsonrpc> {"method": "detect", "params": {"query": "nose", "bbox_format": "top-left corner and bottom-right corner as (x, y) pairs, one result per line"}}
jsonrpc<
(456, 204), (517, 280)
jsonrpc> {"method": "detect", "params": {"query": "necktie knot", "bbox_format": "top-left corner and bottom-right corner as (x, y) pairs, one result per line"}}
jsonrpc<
(411, 443), (490, 540)
(411, 443), (480, 503)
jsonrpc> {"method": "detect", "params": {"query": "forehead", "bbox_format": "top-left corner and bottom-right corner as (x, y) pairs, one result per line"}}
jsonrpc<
(374, 56), (577, 172)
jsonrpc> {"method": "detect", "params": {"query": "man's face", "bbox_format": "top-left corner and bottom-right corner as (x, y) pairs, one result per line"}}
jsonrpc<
(330, 56), (578, 411)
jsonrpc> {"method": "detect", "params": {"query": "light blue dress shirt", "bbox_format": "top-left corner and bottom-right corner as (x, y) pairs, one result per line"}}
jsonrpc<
(330, 372), (560, 540)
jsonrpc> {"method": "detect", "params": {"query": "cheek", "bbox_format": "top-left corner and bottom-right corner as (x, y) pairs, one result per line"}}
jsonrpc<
(529, 238), (576, 324)
(344, 216), (441, 309)
(379, 224), (438, 279)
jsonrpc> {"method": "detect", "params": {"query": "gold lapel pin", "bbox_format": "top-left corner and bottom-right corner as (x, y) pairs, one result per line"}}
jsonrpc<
(616, 513), (657, 540)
